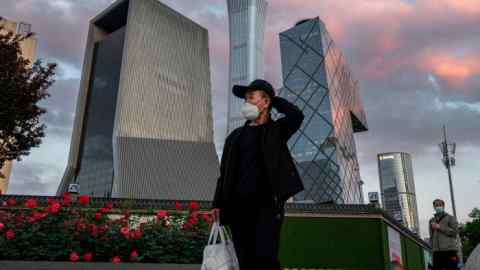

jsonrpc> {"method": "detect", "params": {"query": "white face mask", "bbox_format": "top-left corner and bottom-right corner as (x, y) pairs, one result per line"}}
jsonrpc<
(241, 102), (260, 121)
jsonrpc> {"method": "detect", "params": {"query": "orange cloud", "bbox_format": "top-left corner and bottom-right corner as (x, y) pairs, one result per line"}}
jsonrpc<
(421, 53), (480, 89)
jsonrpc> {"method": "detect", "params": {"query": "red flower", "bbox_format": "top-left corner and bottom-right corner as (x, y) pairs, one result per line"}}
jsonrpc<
(83, 252), (93, 262)
(188, 216), (198, 226)
(5, 229), (15, 240)
(62, 193), (71, 205)
(175, 201), (182, 210)
(47, 202), (61, 214)
(134, 229), (142, 239)
(70, 252), (80, 262)
(7, 198), (16, 206)
(95, 212), (102, 221)
(100, 207), (109, 214)
(112, 256), (121, 264)
(0, 222), (4, 231)
(79, 195), (89, 206)
(156, 210), (168, 220)
(25, 198), (37, 209)
(188, 201), (199, 212)
(130, 250), (139, 260)
(120, 226), (130, 237)
(33, 212), (46, 221)
(106, 202), (113, 209)
(201, 213), (211, 222)
(27, 216), (36, 224)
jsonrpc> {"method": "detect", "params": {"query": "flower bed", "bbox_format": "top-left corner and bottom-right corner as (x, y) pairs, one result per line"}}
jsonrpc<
(0, 194), (212, 264)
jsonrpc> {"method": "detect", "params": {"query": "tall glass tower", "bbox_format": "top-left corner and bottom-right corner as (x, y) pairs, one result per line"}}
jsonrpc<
(278, 17), (368, 204)
(378, 152), (420, 234)
(226, 0), (268, 134)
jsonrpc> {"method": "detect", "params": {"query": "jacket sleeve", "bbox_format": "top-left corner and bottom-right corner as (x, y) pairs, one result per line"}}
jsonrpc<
(212, 135), (230, 209)
(439, 215), (458, 237)
(272, 96), (305, 142)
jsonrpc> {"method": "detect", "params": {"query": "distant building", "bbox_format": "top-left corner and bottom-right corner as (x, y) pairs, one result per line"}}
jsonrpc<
(57, 0), (219, 200)
(226, 0), (268, 134)
(378, 152), (420, 234)
(278, 17), (368, 204)
(0, 18), (37, 195)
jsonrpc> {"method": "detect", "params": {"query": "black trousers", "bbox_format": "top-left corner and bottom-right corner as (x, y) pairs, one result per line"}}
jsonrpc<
(228, 203), (284, 270)
(433, 251), (459, 270)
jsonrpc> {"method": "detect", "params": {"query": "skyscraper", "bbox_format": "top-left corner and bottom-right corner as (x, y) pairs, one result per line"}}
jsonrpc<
(278, 17), (368, 204)
(57, 0), (219, 200)
(378, 152), (420, 234)
(0, 18), (37, 195)
(226, 0), (268, 134)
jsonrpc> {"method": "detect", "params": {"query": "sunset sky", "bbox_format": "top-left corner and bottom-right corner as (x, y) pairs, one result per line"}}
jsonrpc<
(3, 0), (480, 237)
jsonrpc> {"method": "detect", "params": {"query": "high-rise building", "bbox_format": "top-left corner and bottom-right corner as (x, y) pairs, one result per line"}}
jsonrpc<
(278, 17), (368, 204)
(378, 152), (420, 234)
(57, 0), (219, 200)
(0, 18), (37, 195)
(226, 0), (268, 134)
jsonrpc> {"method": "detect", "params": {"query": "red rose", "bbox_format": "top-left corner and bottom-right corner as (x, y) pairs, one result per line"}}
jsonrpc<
(120, 226), (130, 237)
(83, 252), (93, 262)
(25, 198), (37, 209)
(0, 222), (4, 231)
(130, 250), (139, 260)
(188, 216), (198, 226)
(201, 213), (210, 222)
(95, 212), (102, 221)
(100, 207), (109, 214)
(15, 215), (24, 223)
(112, 256), (121, 264)
(7, 198), (16, 206)
(33, 212), (46, 221)
(62, 193), (71, 206)
(134, 229), (142, 239)
(27, 216), (36, 224)
(70, 252), (80, 262)
(156, 210), (168, 220)
(106, 202), (113, 209)
(5, 229), (15, 240)
(78, 195), (89, 206)
(188, 201), (199, 212)
(175, 201), (182, 210)
(47, 202), (61, 214)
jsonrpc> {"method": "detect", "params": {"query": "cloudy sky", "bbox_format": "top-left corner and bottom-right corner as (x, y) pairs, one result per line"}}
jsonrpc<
(3, 0), (480, 237)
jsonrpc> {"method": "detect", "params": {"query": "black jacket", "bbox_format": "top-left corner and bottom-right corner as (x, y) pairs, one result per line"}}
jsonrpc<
(212, 96), (305, 225)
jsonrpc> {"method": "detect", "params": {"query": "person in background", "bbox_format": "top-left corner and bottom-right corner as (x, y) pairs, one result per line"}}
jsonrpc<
(429, 199), (459, 270)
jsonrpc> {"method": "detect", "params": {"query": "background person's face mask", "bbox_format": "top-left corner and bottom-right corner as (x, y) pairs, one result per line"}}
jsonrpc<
(435, 206), (444, 214)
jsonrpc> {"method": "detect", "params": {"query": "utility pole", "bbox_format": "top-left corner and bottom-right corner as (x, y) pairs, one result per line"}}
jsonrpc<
(438, 125), (463, 264)
(439, 125), (457, 219)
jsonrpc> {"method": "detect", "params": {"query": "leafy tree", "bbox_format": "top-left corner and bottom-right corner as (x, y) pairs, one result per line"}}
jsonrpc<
(0, 18), (56, 175)
(461, 207), (480, 259)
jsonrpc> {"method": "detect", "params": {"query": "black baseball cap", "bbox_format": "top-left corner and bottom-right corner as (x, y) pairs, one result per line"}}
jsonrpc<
(232, 79), (275, 99)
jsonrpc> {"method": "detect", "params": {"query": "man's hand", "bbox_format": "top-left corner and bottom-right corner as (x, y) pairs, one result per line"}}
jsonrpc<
(211, 208), (220, 223)
(431, 223), (440, 230)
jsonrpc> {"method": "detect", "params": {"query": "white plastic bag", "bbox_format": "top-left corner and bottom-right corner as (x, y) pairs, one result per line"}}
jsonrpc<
(201, 222), (240, 270)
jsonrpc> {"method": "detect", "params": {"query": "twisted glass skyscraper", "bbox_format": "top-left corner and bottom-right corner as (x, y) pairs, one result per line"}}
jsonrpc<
(378, 152), (420, 234)
(278, 18), (368, 204)
(226, 0), (268, 134)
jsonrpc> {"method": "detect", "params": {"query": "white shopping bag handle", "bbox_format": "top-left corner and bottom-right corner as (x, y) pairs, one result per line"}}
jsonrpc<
(207, 222), (226, 245)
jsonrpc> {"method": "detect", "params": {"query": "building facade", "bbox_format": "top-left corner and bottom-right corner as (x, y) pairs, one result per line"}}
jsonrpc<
(378, 152), (420, 234)
(57, 0), (219, 200)
(278, 17), (368, 204)
(0, 18), (37, 195)
(226, 0), (268, 134)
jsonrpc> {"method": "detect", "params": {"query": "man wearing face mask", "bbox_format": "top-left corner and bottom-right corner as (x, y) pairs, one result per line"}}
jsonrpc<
(429, 199), (459, 270)
(210, 79), (304, 269)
